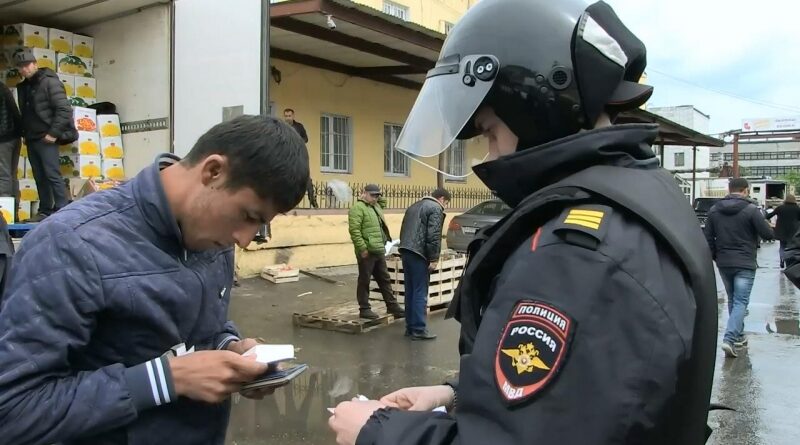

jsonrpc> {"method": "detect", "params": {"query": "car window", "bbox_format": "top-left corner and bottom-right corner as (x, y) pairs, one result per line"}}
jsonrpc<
(466, 201), (512, 216)
(694, 199), (720, 212)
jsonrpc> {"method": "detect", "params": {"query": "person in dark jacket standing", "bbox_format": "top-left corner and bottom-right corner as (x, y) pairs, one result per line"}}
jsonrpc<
(398, 188), (450, 340)
(0, 83), (22, 199)
(329, 1), (719, 444)
(704, 178), (774, 358)
(0, 115), (310, 445)
(14, 48), (73, 221)
(766, 194), (800, 267)
(284, 107), (318, 208)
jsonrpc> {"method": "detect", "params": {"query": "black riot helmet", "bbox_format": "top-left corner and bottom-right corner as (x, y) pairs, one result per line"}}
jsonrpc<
(395, 0), (653, 156)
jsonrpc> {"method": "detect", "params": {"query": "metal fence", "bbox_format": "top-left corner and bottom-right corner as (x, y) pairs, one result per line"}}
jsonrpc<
(295, 180), (495, 210)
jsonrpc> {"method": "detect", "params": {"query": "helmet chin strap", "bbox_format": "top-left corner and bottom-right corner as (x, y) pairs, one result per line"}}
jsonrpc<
(402, 150), (490, 179)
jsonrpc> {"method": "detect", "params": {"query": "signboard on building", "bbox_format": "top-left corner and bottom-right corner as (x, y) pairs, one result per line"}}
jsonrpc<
(742, 116), (800, 132)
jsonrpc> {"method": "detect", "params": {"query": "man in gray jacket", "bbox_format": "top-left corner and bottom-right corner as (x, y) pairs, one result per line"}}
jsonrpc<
(398, 188), (450, 340)
(704, 177), (774, 358)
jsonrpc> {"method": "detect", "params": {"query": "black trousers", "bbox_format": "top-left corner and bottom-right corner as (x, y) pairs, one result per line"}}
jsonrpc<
(356, 253), (398, 310)
(27, 138), (67, 213)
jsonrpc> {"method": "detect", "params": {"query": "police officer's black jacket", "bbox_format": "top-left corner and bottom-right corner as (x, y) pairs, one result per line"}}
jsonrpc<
(356, 124), (716, 445)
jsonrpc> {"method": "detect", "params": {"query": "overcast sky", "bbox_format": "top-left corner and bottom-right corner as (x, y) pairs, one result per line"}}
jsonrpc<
(604, 0), (800, 134)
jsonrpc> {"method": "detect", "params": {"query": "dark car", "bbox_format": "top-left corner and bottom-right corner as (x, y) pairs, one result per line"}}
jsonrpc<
(446, 199), (512, 252)
(694, 197), (723, 229)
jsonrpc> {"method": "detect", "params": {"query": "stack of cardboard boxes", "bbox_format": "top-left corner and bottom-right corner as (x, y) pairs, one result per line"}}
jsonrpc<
(1, 24), (125, 224)
(60, 108), (125, 181)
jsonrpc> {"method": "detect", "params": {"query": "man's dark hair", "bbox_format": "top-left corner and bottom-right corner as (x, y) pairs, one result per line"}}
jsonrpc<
(729, 178), (749, 193)
(432, 188), (451, 201)
(183, 115), (309, 212)
(284, 108), (294, 114)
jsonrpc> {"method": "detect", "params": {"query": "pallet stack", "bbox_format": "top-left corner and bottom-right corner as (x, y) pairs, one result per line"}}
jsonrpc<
(370, 251), (467, 309)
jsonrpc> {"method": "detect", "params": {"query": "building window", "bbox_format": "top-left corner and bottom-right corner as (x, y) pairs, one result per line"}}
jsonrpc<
(384, 124), (408, 176)
(383, 1), (409, 20)
(320, 114), (352, 173)
(674, 152), (685, 167)
(445, 140), (467, 181)
(441, 20), (455, 34)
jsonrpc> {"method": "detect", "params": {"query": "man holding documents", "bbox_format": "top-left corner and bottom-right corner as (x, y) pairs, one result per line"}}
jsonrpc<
(0, 115), (310, 445)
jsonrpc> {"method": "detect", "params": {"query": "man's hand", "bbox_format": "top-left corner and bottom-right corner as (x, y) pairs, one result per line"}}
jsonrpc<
(227, 337), (261, 355)
(360, 250), (369, 259)
(43, 134), (56, 143)
(168, 350), (268, 403)
(380, 385), (455, 411)
(428, 261), (438, 272)
(328, 399), (385, 445)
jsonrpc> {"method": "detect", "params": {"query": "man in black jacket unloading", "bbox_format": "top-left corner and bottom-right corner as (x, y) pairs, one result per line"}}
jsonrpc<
(14, 48), (73, 221)
(0, 83), (22, 201)
(704, 177), (774, 358)
(398, 188), (450, 340)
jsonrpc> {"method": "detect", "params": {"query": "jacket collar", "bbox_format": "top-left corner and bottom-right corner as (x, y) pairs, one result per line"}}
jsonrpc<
(132, 153), (185, 254)
(472, 124), (661, 207)
(423, 196), (444, 210)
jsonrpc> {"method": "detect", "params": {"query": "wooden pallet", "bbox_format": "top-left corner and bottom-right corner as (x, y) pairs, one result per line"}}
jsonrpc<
(261, 264), (300, 284)
(292, 303), (395, 334)
(370, 253), (466, 307)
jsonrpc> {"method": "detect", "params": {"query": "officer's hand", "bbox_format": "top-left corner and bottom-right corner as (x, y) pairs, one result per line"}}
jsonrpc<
(168, 350), (269, 403)
(360, 250), (369, 259)
(43, 134), (56, 143)
(380, 385), (454, 411)
(328, 399), (385, 445)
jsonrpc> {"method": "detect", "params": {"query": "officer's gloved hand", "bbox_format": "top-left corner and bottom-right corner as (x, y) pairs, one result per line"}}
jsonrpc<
(380, 385), (455, 411)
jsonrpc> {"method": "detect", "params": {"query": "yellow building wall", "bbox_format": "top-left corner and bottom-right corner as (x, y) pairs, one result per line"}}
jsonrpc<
(269, 59), (488, 189)
(236, 211), (460, 277)
(353, 0), (475, 32)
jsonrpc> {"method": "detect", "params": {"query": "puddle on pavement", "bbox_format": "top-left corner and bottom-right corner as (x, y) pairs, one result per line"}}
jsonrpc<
(226, 363), (455, 445)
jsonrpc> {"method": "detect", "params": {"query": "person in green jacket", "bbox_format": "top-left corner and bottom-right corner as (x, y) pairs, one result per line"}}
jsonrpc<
(348, 184), (404, 319)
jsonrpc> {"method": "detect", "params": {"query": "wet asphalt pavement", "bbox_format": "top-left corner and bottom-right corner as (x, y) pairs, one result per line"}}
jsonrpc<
(226, 242), (799, 445)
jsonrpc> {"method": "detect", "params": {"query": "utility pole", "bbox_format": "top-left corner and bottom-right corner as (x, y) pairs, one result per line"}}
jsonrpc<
(261, 0), (271, 116)
(732, 132), (740, 177)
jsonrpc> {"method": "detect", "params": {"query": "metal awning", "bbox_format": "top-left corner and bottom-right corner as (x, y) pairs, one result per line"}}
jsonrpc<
(0, 0), (168, 29)
(270, 0), (442, 90)
(617, 108), (724, 147)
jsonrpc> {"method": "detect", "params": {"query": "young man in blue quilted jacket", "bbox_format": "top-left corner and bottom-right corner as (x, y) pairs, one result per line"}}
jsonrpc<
(0, 115), (309, 445)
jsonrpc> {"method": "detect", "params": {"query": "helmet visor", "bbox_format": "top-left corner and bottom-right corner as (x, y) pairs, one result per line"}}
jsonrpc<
(395, 54), (499, 158)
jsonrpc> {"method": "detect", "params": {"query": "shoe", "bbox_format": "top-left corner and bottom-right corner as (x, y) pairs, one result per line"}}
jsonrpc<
(359, 309), (380, 320)
(386, 304), (405, 318)
(410, 331), (437, 341)
(734, 336), (748, 347)
(24, 213), (49, 223)
(721, 341), (738, 358)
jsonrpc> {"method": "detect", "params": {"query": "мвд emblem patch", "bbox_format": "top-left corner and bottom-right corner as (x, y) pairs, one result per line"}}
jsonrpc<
(495, 300), (574, 405)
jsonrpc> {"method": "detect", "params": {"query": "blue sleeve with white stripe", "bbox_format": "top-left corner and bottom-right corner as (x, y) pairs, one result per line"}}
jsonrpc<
(125, 356), (177, 411)
(0, 228), (174, 444)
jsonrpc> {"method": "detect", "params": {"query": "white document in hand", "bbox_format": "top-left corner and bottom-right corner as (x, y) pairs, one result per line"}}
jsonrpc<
(243, 344), (295, 364)
(385, 239), (400, 255)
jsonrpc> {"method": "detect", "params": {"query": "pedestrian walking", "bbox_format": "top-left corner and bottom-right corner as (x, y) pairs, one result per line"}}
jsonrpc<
(766, 194), (800, 267)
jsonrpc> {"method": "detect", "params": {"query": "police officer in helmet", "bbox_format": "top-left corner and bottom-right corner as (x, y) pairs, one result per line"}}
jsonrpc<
(329, 1), (718, 444)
